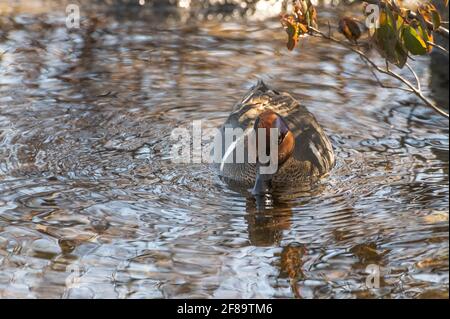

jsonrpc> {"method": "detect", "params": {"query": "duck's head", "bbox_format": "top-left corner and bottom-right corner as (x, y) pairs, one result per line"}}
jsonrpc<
(251, 110), (295, 196)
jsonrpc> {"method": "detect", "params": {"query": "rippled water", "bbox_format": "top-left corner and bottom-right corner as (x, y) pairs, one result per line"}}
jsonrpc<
(0, 1), (448, 299)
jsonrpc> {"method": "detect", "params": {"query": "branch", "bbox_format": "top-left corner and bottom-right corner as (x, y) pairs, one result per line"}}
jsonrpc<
(405, 62), (421, 92)
(356, 0), (449, 39)
(360, 53), (414, 92)
(309, 27), (449, 118)
(427, 41), (449, 55)
(367, 60), (415, 93)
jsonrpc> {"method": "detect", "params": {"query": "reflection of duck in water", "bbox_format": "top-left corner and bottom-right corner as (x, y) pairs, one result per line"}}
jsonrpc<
(243, 179), (326, 245)
(245, 198), (309, 298)
(245, 197), (292, 247)
(218, 80), (335, 196)
(243, 184), (327, 298)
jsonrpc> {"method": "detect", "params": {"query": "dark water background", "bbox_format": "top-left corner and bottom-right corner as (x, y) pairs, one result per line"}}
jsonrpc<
(0, 0), (448, 298)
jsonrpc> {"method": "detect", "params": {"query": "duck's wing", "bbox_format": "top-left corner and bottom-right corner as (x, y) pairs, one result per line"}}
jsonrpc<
(285, 104), (335, 175)
(228, 80), (300, 129)
(232, 80), (275, 111)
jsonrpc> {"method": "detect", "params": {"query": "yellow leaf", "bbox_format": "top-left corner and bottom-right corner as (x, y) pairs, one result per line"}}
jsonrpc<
(402, 25), (427, 55)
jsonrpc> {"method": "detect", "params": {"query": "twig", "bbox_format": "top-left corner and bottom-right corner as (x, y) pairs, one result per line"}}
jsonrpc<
(360, 54), (414, 92)
(309, 27), (449, 118)
(367, 61), (414, 93)
(427, 41), (449, 55)
(405, 62), (421, 92)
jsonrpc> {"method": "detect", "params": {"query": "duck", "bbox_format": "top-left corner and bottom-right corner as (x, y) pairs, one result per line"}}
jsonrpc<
(216, 80), (335, 195)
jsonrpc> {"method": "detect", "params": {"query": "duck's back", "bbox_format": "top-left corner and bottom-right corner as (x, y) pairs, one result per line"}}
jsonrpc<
(218, 81), (335, 186)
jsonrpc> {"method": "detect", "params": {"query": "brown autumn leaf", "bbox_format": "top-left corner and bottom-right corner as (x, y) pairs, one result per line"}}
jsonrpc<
(281, 15), (300, 51)
(308, 4), (318, 29)
(293, 0), (317, 28)
(416, 13), (435, 53)
(338, 17), (362, 43)
(418, 3), (441, 31)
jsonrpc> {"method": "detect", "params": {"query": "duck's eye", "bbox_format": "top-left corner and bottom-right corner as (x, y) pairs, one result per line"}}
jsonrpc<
(278, 132), (284, 145)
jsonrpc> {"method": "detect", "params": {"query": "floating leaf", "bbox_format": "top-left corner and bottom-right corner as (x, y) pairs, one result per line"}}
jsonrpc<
(402, 25), (427, 55)
(338, 17), (361, 43)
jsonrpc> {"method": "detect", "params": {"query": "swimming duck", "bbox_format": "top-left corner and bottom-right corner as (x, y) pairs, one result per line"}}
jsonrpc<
(217, 80), (335, 195)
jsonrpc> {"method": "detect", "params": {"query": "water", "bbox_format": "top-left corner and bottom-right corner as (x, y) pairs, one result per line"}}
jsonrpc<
(0, 1), (448, 299)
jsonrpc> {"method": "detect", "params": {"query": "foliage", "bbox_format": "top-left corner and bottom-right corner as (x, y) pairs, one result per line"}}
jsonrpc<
(281, 0), (318, 50)
(280, 0), (449, 118)
(282, 0), (446, 68)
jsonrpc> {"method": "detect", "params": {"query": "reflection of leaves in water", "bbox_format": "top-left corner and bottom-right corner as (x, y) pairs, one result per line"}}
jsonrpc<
(350, 242), (390, 265)
(417, 289), (449, 299)
(279, 243), (306, 298)
(58, 238), (78, 254)
(416, 255), (449, 270)
(280, 243), (306, 279)
(422, 211), (449, 224)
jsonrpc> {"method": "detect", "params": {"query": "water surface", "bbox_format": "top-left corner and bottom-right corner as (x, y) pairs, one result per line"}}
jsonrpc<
(0, 1), (448, 298)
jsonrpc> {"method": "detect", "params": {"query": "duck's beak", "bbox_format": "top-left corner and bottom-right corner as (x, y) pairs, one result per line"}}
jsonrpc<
(251, 165), (273, 196)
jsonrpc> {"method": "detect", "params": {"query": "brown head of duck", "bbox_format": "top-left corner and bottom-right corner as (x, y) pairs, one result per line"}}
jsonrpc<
(251, 110), (295, 196)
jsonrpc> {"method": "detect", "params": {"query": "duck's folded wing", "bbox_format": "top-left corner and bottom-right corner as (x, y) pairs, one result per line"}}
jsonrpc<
(288, 110), (335, 175)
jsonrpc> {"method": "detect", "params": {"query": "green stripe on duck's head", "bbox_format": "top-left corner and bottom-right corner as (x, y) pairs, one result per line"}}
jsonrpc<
(254, 110), (295, 165)
(252, 110), (295, 196)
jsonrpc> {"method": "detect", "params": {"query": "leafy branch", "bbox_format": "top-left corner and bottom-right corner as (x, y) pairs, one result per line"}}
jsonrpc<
(281, 0), (449, 119)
